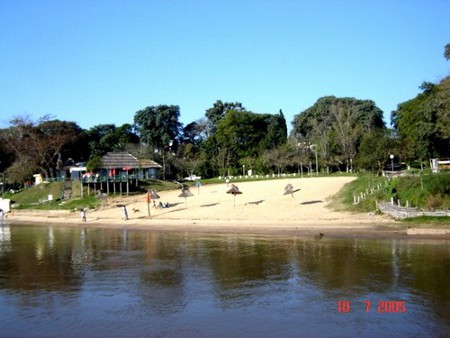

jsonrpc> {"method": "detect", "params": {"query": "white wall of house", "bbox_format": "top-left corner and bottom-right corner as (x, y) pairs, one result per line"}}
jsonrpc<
(0, 198), (11, 213)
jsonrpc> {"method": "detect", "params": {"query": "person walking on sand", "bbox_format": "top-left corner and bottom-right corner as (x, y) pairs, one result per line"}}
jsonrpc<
(80, 209), (87, 223)
(122, 205), (129, 221)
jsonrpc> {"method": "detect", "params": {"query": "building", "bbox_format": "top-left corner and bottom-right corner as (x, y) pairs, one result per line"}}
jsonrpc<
(431, 158), (450, 173)
(98, 151), (162, 180)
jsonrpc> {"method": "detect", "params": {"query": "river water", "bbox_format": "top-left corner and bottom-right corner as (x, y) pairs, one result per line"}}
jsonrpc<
(0, 224), (449, 337)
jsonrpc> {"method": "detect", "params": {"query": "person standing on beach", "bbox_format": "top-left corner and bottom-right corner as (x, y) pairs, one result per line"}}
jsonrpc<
(122, 206), (129, 221)
(0, 209), (3, 223)
(80, 209), (87, 223)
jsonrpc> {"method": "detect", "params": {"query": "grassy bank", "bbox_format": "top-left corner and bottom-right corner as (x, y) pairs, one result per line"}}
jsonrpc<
(4, 179), (181, 211)
(329, 172), (450, 226)
(6, 174), (449, 227)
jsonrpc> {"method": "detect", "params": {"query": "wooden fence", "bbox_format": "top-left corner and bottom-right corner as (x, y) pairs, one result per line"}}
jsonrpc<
(377, 201), (450, 220)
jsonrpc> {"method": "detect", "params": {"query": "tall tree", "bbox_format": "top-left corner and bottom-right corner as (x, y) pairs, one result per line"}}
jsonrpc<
(329, 101), (361, 172)
(260, 109), (288, 149)
(436, 76), (450, 140)
(134, 105), (182, 149)
(355, 129), (397, 174)
(215, 109), (288, 169)
(1, 116), (82, 180)
(87, 123), (139, 157)
(285, 135), (313, 175)
(182, 119), (208, 145)
(309, 115), (335, 171)
(262, 143), (291, 174)
(439, 43), (450, 140)
(291, 96), (385, 171)
(173, 143), (205, 179)
(391, 77), (450, 163)
(205, 100), (245, 135)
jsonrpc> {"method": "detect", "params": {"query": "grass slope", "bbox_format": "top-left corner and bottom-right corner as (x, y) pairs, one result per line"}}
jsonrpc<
(329, 172), (450, 226)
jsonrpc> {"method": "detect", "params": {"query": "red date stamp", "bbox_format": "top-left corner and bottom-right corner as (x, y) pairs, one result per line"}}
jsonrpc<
(337, 300), (406, 313)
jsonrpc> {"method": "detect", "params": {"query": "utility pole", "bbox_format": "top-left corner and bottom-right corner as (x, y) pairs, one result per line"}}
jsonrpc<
(0, 161), (4, 198)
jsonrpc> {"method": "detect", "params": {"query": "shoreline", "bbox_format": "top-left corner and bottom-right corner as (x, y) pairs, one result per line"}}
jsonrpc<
(6, 213), (450, 241)
(5, 176), (450, 240)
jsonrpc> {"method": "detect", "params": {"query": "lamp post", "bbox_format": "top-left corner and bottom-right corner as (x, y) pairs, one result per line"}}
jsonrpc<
(242, 164), (245, 176)
(159, 140), (174, 181)
(0, 161), (4, 198)
(155, 148), (165, 180)
(390, 154), (394, 172)
(310, 144), (318, 176)
(315, 149), (318, 176)
(0, 161), (2, 198)
(297, 142), (306, 178)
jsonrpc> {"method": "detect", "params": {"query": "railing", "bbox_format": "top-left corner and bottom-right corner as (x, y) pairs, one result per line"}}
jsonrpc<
(39, 174), (143, 184)
(80, 174), (141, 183)
(377, 201), (450, 219)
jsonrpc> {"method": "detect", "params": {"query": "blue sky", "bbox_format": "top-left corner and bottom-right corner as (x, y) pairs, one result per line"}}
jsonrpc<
(1, 1), (449, 131)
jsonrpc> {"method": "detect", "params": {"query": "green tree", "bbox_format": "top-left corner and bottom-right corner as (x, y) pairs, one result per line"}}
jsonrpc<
(86, 155), (102, 173)
(285, 135), (313, 175)
(262, 143), (291, 174)
(4, 157), (37, 184)
(0, 129), (16, 173)
(182, 119), (208, 145)
(215, 109), (287, 171)
(308, 111), (336, 172)
(292, 96), (385, 172)
(134, 105), (182, 149)
(86, 124), (116, 156)
(196, 136), (226, 178)
(205, 100), (245, 135)
(173, 143), (205, 179)
(391, 77), (450, 164)
(355, 129), (396, 174)
(391, 43), (450, 165)
(1, 116), (82, 180)
(87, 123), (139, 157)
(260, 110), (288, 149)
(435, 76), (450, 141)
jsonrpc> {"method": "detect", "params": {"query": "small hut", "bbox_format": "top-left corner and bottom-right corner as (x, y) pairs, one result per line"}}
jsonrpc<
(99, 152), (162, 180)
(80, 152), (162, 196)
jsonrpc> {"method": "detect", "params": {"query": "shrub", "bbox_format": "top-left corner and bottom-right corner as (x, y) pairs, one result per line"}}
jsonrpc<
(425, 194), (443, 211)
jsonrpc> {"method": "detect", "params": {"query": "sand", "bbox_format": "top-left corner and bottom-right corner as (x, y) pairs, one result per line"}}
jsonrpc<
(6, 176), (450, 239)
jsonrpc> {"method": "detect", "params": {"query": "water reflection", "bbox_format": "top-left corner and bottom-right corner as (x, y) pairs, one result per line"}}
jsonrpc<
(0, 225), (449, 337)
(0, 224), (11, 256)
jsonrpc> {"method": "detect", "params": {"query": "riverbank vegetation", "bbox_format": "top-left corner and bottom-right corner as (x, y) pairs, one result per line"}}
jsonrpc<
(4, 179), (180, 210)
(6, 172), (449, 217)
(0, 44), (449, 215)
(330, 173), (450, 224)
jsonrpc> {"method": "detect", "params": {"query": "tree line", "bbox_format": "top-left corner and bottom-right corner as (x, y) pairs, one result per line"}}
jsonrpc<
(1, 44), (449, 186)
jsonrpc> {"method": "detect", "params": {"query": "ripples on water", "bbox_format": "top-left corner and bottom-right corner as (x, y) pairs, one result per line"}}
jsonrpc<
(0, 224), (449, 337)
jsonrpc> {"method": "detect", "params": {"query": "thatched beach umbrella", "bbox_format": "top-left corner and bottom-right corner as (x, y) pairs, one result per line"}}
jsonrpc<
(178, 185), (194, 208)
(226, 184), (242, 206)
(150, 190), (160, 200)
(283, 183), (301, 198)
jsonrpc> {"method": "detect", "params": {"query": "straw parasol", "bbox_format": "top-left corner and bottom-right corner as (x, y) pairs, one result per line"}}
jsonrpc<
(283, 183), (301, 198)
(150, 190), (160, 199)
(226, 184), (242, 206)
(178, 185), (194, 208)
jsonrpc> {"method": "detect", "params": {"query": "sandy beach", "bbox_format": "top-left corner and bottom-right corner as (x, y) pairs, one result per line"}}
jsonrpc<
(6, 176), (450, 239)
